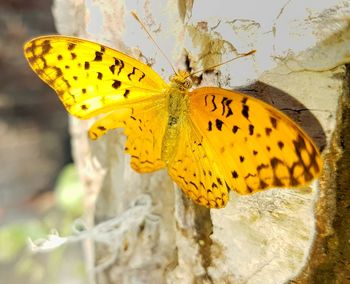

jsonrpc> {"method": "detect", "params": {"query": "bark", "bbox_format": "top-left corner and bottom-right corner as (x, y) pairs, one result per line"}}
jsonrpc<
(53, 0), (350, 283)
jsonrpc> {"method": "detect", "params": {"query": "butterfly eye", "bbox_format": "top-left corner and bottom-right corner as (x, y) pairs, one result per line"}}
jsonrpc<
(183, 78), (192, 89)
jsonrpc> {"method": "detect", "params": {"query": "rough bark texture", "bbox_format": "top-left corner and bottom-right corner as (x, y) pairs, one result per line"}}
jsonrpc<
(53, 1), (350, 283)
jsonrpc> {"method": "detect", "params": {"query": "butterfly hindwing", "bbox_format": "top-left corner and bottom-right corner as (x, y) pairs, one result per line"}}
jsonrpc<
(168, 118), (230, 208)
(89, 100), (168, 173)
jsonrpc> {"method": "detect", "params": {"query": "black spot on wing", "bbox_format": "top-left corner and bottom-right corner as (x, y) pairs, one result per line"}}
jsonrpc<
(244, 173), (256, 179)
(208, 121), (212, 131)
(278, 141), (284, 149)
(190, 181), (198, 190)
(270, 116), (277, 129)
(246, 186), (253, 193)
(226, 108), (233, 117)
(123, 89), (130, 98)
(259, 180), (269, 189)
(221, 97), (233, 117)
(138, 71), (145, 82)
(273, 176), (284, 187)
(270, 157), (283, 169)
(226, 100), (233, 117)
(118, 59), (124, 75)
(242, 104), (249, 120)
(211, 95), (217, 112)
(51, 66), (63, 79)
(249, 124), (254, 135)
(257, 163), (269, 172)
(215, 119), (223, 130)
(41, 40), (52, 55)
(126, 67), (146, 82)
(128, 67), (136, 81)
(221, 97), (227, 115)
(265, 127), (272, 136)
(110, 58), (124, 75)
(67, 43), (76, 50)
(94, 51), (103, 61)
(112, 80), (121, 89)
(225, 181), (231, 192)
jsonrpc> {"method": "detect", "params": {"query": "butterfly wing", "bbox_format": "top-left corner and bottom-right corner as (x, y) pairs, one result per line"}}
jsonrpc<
(168, 119), (231, 208)
(24, 36), (168, 118)
(24, 35), (169, 173)
(88, 101), (167, 172)
(169, 87), (322, 208)
(191, 87), (321, 195)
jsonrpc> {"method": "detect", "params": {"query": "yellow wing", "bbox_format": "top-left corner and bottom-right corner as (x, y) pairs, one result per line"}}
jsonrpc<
(169, 87), (322, 208)
(188, 87), (321, 200)
(24, 35), (168, 118)
(88, 101), (167, 172)
(24, 35), (169, 172)
(168, 118), (230, 208)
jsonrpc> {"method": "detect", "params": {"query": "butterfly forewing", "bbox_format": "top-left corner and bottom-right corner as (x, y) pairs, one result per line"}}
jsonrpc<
(24, 36), (168, 118)
(188, 87), (322, 196)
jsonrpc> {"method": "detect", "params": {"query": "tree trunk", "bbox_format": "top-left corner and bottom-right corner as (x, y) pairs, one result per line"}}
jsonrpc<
(53, 0), (350, 283)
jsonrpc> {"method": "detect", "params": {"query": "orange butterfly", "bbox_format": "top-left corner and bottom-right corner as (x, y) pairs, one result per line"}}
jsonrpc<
(24, 36), (322, 208)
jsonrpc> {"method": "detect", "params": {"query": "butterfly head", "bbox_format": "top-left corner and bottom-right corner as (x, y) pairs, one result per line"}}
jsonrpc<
(169, 70), (193, 91)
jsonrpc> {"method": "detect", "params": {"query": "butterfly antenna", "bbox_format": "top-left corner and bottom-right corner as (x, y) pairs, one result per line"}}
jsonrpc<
(186, 49), (256, 78)
(131, 11), (177, 74)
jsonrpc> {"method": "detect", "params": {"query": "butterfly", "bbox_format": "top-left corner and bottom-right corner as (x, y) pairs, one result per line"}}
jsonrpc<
(24, 35), (322, 208)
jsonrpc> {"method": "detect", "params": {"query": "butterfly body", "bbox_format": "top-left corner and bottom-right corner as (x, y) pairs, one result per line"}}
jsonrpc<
(162, 71), (192, 163)
(24, 36), (322, 208)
